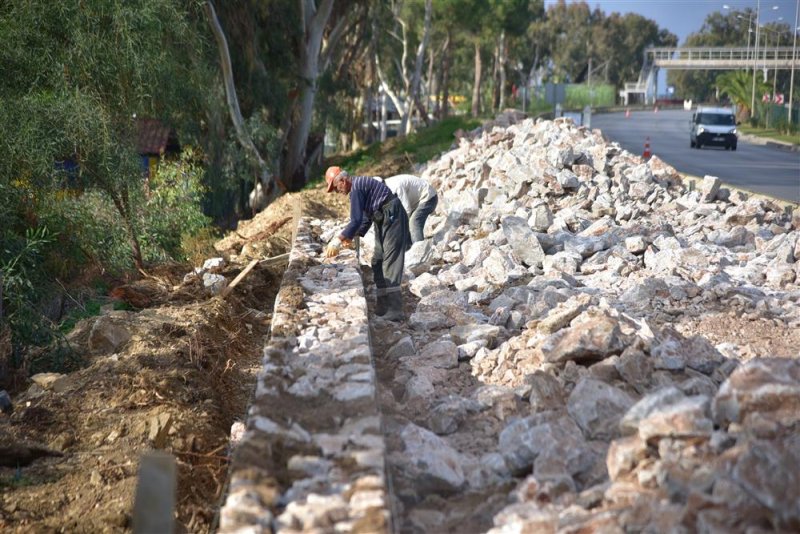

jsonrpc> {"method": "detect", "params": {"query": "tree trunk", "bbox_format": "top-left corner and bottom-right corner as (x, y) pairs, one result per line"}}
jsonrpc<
(413, 94), (431, 127)
(282, 0), (336, 191)
(399, 0), (432, 136)
(362, 83), (373, 145)
(203, 1), (280, 205)
(441, 32), (451, 119)
(363, 41), (376, 145)
(498, 31), (507, 111)
(376, 55), (407, 124)
(471, 40), (482, 118)
(380, 88), (387, 142)
(491, 37), (500, 112)
(527, 42), (541, 111)
(111, 195), (145, 273)
(426, 46), (435, 119)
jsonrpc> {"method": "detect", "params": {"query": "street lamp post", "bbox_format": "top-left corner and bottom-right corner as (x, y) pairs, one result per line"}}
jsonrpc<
(768, 29), (781, 127)
(751, 0), (761, 115)
(790, 0), (799, 124)
(737, 13), (754, 61)
(752, 4), (781, 121)
(774, 32), (780, 100)
(757, 22), (787, 128)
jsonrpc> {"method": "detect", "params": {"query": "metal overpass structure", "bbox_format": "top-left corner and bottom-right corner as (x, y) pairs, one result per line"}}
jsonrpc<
(621, 46), (798, 105)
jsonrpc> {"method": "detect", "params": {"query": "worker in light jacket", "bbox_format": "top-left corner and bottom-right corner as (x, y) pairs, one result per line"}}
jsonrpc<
(382, 174), (438, 243)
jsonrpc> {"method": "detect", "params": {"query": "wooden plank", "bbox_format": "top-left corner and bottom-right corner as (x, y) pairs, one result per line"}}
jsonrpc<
(258, 252), (290, 267)
(221, 259), (259, 298)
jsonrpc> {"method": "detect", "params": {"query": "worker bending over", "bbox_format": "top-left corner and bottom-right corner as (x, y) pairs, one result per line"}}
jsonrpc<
(324, 166), (411, 321)
(383, 174), (438, 243)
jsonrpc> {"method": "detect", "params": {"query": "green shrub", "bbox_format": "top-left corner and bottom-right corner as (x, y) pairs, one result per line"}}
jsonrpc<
(141, 148), (211, 263)
(1, 225), (58, 339)
(58, 190), (133, 273)
(565, 84), (615, 109)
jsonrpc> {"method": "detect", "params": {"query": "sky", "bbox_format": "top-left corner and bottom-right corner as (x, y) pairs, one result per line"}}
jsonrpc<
(544, 0), (798, 95)
(545, 0), (797, 45)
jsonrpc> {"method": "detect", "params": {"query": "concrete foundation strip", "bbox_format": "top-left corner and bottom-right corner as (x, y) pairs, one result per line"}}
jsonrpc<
(219, 217), (392, 532)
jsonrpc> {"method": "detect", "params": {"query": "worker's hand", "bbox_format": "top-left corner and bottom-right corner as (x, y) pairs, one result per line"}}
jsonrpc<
(340, 237), (353, 249)
(325, 237), (342, 258)
(325, 244), (340, 258)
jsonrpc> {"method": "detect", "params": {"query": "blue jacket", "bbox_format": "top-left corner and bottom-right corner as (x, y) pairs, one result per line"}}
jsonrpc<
(341, 176), (392, 239)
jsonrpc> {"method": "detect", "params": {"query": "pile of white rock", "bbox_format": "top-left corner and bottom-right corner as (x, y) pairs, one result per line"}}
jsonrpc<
(392, 116), (800, 531)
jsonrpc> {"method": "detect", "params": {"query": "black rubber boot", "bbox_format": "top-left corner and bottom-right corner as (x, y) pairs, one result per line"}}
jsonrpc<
(382, 292), (404, 322)
(375, 288), (388, 316)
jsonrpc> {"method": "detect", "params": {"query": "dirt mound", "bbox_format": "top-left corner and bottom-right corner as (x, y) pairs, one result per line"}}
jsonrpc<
(0, 182), (348, 532)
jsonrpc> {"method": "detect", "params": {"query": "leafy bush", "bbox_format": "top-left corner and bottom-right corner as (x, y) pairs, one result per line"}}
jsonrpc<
(56, 190), (133, 273)
(0, 221), (76, 385)
(51, 149), (211, 271)
(565, 84), (615, 108)
(141, 148), (211, 263)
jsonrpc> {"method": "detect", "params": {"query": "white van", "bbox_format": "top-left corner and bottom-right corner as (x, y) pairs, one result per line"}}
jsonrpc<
(690, 107), (738, 150)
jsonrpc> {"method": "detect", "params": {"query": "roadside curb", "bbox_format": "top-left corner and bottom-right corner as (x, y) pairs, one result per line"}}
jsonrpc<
(681, 173), (799, 212)
(738, 133), (800, 153)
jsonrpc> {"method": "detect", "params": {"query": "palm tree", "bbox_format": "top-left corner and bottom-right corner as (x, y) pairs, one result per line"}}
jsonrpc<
(716, 70), (768, 122)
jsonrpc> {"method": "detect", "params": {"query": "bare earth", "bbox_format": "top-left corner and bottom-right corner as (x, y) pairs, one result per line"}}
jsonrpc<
(0, 185), (347, 533)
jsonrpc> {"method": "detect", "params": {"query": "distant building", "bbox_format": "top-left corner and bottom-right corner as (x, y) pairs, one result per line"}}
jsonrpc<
(136, 118), (180, 178)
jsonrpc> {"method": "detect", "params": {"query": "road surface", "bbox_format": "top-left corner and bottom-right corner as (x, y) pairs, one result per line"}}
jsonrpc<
(590, 109), (799, 204)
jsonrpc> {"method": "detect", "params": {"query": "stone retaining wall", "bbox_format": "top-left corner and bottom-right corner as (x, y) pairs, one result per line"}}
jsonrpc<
(219, 217), (391, 533)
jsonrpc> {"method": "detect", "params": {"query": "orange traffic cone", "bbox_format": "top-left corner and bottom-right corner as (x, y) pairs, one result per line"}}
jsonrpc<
(625, 108), (630, 118)
(642, 137), (652, 160)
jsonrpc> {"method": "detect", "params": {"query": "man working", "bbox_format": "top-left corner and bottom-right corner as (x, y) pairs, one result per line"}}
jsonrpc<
(383, 174), (438, 243)
(324, 166), (410, 322)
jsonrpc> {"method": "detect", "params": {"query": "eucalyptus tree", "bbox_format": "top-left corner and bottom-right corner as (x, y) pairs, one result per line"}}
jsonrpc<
(0, 0), (213, 272)
(486, 0), (536, 112)
(668, 8), (755, 102)
(594, 11), (677, 88)
(280, 0), (347, 190)
(427, 0), (465, 118)
(374, 0), (433, 137)
(543, 1), (599, 83)
(205, 1), (281, 208)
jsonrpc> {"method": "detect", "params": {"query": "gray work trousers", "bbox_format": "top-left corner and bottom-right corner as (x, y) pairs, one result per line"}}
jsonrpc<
(372, 196), (410, 292)
(409, 195), (438, 243)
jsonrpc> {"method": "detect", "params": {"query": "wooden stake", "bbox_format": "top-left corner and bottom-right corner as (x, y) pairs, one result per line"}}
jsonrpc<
(221, 259), (259, 298)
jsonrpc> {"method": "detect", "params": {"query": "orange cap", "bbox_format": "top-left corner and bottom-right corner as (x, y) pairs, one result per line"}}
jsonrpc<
(325, 166), (342, 192)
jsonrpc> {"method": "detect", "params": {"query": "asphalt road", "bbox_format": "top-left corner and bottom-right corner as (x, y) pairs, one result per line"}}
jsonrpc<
(590, 109), (800, 204)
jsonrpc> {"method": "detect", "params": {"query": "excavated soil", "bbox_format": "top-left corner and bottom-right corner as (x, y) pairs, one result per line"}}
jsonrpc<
(0, 185), (349, 533)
